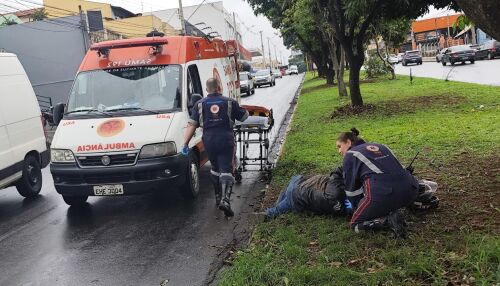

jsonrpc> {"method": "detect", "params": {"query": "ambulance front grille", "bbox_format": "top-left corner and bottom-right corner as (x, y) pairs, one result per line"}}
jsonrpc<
(77, 153), (138, 168)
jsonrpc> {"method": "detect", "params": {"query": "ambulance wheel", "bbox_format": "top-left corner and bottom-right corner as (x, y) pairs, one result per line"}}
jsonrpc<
(180, 152), (200, 199)
(62, 195), (88, 206)
(16, 155), (42, 198)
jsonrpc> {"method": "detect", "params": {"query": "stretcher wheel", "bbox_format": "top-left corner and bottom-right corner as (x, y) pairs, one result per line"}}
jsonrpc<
(235, 172), (242, 183)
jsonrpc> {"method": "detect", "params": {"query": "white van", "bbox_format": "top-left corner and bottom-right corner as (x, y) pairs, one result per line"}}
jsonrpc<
(0, 53), (50, 198)
(50, 36), (240, 206)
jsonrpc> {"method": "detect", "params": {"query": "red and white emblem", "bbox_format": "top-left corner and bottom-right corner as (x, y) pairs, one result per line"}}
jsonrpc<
(210, 104), (220, 114)
(366, 145), (380, 152)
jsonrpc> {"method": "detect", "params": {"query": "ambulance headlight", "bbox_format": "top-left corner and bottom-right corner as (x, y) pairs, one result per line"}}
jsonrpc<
(51, 149), (75, 163)
(139, 142), (177, 159)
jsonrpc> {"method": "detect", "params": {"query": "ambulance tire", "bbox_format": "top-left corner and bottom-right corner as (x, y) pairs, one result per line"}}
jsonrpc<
(180, 152), (200, 199)
(62, 195), (88, 206)
(16, 155), (42, 198)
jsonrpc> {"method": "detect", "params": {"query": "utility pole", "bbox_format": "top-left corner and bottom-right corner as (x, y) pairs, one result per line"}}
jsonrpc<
(273, 44), (278, 66)
(259, 31), (265, 68)
(178, 0), (186, 35)
(78, 5), (89, 51)
(267, 37), (272, 68)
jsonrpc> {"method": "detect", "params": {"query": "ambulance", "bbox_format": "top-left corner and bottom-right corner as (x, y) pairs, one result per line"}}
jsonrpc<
(50, 35), (240, 206)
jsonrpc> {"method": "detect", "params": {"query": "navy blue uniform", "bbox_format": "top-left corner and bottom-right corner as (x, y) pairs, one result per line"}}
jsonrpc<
(189, 93), (248, 180)
(342, 142), (418, 227)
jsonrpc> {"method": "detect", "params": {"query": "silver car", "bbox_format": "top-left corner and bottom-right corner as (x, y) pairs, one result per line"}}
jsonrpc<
(254, 69), (275, 88)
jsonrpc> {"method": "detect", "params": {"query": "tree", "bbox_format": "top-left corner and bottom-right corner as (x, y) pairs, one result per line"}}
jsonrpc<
(453, 0), (500, 42)
(31, 8), (48, 22)
(371, 18), (412, 79)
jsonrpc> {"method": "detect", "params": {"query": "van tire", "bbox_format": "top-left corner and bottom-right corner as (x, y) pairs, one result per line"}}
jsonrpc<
(62, 195), (88, 206)
(16, 155), (42, 198)
(180, 152), (200, 199)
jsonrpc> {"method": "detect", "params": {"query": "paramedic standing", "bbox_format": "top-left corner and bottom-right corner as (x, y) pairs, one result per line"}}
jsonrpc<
(336, 128), (419, 238)
(183, 78), (249, 217)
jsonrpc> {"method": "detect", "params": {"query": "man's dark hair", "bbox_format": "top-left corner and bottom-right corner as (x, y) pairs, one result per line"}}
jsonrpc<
(206, 78), (220, 93)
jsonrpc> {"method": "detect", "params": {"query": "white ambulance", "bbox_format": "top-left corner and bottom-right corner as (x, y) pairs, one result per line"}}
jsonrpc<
(50, 36), (240, 206)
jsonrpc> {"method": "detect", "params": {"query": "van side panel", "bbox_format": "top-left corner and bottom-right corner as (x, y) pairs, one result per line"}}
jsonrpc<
(0, 106), (16, 182)
(0, 56), (47, 169)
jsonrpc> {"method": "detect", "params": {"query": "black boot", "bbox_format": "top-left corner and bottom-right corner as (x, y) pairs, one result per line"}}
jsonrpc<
(218, 180), (234, 217)
(353, 218), (388, 233)
(210, 174), (222, 207)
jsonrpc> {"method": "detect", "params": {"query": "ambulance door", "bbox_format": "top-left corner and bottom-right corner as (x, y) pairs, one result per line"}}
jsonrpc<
(186, 64), (204, 147)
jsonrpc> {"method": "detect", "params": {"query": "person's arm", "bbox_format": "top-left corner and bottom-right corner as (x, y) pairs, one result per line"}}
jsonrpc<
(183, 123), (197, 147)
(232, 100), (249, 122)
(183, 103), (200, 149)
(342, 153), (364, 205)
(324, 166), (346, 202)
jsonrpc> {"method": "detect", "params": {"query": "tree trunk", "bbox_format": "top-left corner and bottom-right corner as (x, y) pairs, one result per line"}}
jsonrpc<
(348, 63), (363, 107)
(337, 47), (348, 96)
(454, 0), (500, 43)
(325, 65), (334, 85)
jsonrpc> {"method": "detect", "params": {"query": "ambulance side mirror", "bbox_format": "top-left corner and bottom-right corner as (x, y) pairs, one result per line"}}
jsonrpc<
(53, 103), (66, 126)
(189, 94), (203, 109)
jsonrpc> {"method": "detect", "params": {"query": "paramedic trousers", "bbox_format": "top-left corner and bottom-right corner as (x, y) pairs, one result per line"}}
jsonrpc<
(203, 132), (236, 183)
(266, 175), (302, 218)
(350, 172), (418, 227)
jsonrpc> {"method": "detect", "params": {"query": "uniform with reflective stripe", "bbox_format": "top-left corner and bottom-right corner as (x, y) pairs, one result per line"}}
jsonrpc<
(342, 141), (419, 227)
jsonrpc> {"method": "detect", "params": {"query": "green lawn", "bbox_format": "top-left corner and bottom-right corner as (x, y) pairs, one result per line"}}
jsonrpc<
(218, 73), (500, 285)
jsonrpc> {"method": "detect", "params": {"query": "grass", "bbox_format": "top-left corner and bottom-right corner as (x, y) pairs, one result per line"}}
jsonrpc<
(218, 73), (500, 285)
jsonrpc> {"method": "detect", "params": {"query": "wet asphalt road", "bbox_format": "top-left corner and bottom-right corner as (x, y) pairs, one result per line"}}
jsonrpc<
(0, 74), (304, 286)
(395, 58), (500, 86)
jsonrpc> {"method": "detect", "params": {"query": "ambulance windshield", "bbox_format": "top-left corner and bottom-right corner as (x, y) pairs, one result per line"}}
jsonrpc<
(67, 65), (181, 115)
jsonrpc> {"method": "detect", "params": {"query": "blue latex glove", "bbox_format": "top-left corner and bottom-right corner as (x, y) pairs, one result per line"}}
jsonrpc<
(181, 145), (189, 156)
(344, 199), (352, 210)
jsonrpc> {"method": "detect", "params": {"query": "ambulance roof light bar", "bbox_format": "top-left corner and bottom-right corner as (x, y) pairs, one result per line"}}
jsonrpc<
(90, 38), (169, 58)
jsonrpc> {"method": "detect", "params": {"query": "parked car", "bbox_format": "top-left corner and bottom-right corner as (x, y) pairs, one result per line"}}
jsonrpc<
(435, 49), (446, 63)
(475, 40), (500, 60)
(239, 71), (255, 96)
(402, 50), (422, 66)
(272, 69), (282, 79)
(289, 65), (299, 75)
(387, 54), (398, 64)
(0, 53), (50, 199)
(397, 52), (405, 63)
(254, 69), (275, 87)
(441, 45), (476, 66)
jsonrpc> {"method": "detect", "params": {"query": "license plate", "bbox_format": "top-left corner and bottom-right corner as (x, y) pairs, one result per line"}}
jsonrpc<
(93, 184), (124, 196)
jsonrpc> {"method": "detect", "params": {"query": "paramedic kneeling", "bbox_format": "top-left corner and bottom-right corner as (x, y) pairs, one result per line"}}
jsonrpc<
(336, 128), (418, 238)
(183, 78), (249, 217)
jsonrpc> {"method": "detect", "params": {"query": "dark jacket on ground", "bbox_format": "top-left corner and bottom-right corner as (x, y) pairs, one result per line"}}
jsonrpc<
(291, 166), (346, 215)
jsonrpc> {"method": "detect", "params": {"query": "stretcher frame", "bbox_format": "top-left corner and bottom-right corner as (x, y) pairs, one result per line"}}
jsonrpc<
(233, 105), (274, 182)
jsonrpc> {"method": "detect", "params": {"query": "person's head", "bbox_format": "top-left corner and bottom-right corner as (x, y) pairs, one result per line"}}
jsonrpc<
(206, 78), (221, 94)
(336, 128), (361, 156)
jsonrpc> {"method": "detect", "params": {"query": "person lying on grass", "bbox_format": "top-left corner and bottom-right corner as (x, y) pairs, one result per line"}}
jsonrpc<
(336, 128), (419, 238)
(265, 166), (351, 219)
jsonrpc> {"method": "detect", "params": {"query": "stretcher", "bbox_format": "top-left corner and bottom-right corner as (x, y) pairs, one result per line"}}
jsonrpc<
(233, 105), (274, 182)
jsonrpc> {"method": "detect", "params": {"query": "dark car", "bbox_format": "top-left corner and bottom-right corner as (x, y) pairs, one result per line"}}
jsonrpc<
(441, 45), (476, 66)
(475, 40), (500, 60)
(402, 50), (422, 66)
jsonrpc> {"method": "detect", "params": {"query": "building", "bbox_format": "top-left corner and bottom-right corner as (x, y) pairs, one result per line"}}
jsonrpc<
(148, 2), (242, 43)
(43, 0), (176, 39)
